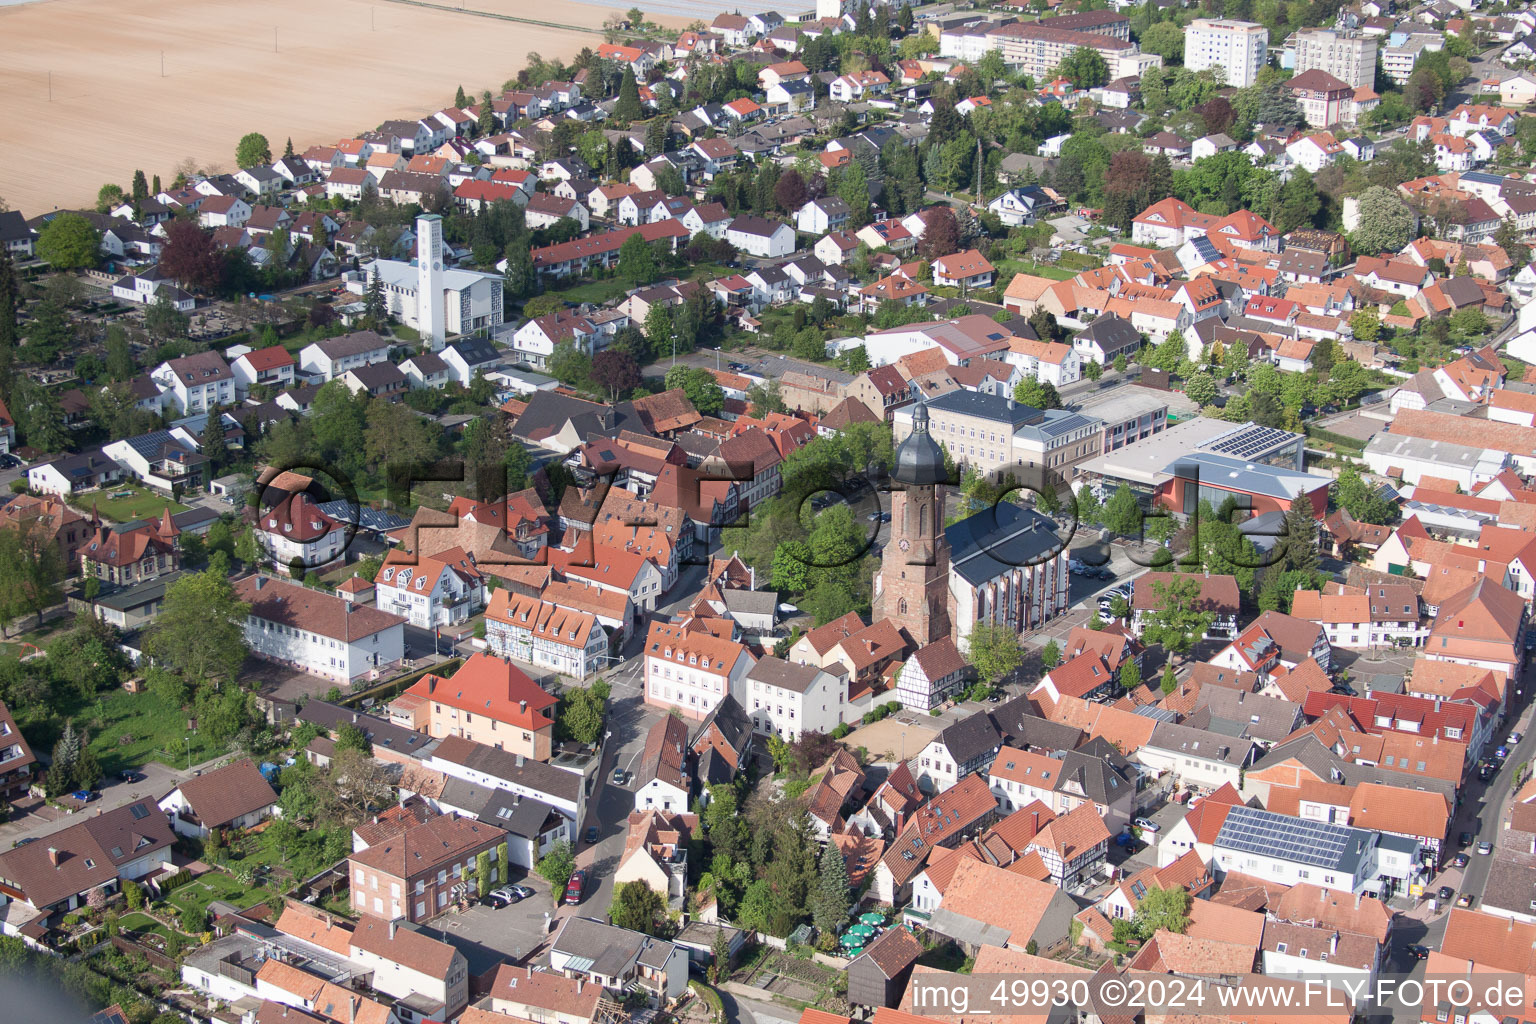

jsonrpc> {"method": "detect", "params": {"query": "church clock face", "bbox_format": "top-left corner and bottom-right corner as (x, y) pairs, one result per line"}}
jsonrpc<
(899, 539), (910, 551)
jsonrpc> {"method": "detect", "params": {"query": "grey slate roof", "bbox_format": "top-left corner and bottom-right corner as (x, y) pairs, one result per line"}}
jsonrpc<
(927, 389), (1041, 428)
(946, 504), (1064, 588)
(990, 695), (1082, 752)
(935, 711), (1003, 767)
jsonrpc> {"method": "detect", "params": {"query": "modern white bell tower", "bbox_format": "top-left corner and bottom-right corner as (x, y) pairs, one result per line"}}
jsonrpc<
(417, 213), (446, 350)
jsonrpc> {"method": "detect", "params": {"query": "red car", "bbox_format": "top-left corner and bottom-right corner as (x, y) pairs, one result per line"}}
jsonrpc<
(563, 869), (586, 905)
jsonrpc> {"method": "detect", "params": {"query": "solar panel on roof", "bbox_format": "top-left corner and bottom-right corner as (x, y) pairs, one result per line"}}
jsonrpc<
(1216, 805), (1363, 869)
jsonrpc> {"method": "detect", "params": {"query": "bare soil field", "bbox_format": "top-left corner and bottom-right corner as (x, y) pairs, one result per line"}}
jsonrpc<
(0, 0), (666, 214)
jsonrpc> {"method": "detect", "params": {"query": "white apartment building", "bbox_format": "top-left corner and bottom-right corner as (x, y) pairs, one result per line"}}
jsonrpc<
(1187, 20), (1269, 88)
(642, 619), (756, 720)
(742, 657), (847, 742)
(234, 574), (407, 682)
(1293, 28), (1378, 90)
(374, 548), (487, 630)
(151, 351), (237, 416)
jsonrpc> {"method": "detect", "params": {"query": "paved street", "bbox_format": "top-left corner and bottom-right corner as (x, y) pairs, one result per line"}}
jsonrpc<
(0, 753), (232, 849)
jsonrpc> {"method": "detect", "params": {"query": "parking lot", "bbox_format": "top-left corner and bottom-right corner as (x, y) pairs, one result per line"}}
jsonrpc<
(417, 875), (557, 978)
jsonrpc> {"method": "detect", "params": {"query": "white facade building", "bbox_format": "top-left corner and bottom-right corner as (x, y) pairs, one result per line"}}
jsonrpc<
(1186, 20), (1269, 88)
(234, 574), (407, 683)
(742, 658), (847, 742)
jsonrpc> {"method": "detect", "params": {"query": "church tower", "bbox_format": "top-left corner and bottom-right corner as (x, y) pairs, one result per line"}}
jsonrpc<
(416, 213), (446, 351)
(874, 400), (951, 646)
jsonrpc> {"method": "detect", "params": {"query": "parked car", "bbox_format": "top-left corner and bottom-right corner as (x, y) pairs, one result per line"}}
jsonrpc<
(1452, 853), (1469, 867)
(1457, 893), (1475, 908)
(1479, 840), (1494, 855)
(1134, 817), (1160, 833)
(12, 837), (37, 848)
(1437, 885), (1455, 901)
(584, 825), (600, 844)
(1403, 944), (1431, 960)
(509, 884), (534, 899)
(563, 869), (586, 905)
(483, 887), (521, 908)
(118, 770), (143, 784)
(1459, 831), (1474, 847)
(1512, 732), (1524, 744)
(1498, 745), (1510, 759)
(71, 790), (95, 803)
(610, 767), (627, 786)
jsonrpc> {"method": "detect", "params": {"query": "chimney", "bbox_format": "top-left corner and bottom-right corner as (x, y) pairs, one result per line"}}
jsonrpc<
(255, 577), (266, 590)
(1329, 931), (1339, 956)
(1355, 892), (1362, 909)
(516, 754), (525, 768)
(47, 847), (60, 867)
(520, 700), (527, 714)
(389, 919), (397, 940)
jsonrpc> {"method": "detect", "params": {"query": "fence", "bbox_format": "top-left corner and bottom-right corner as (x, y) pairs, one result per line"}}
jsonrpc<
(110, 934), (179, 973)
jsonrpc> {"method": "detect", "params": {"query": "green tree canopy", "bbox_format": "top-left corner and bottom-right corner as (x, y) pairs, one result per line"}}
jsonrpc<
(236, 132), (272, 168)
(36, 213), (100, 271)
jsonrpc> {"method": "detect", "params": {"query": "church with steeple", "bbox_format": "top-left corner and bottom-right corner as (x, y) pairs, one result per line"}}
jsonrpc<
(873, 399), (951, 646)
(875, 398), (1074, 693)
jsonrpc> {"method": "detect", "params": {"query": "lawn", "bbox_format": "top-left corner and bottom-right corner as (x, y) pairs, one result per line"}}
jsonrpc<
(74, 484), (189, 524)
(165, 870), (274, 921)
(540, 261), (734, 308)
(997, 259), (1077, 281)
(12, 688), (226, 773)
(117, 912), (168, 939)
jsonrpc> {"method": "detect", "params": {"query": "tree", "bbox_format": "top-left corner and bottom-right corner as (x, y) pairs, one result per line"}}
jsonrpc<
(1101, 483), (1142, 537)
(664, 365), (725, 417)
(1277, 490), (1320, 575)
(590, 349), (640, 402)
(0, 516), (66, 632)
(1160, 665), (1177, 695)
(810, 837), (850, 933)
(614, 68), (644, 123)
(96, 183), (125, 214)
(1119, 659), (1142, 691)
(1139, 576), (1215, 656)
(774, 169), (808, 214)
(335, 722), (372, 756)
(610, 879), (666, 933)
(1350, 309), (1382, 343)
(1141, 22), (1184, 63)
(617, 232), (658, 286)
(1132, 884), (1192, 938)
(1335, 465), (1398, 525)
(1055, 45), (1110, 88)
(1353, 187), (1416, 255)
(559, 681), (608, 744)
(1014, 378), (1062, 410)
(965, 622), (1025, 684)
(536, 840), (577, 898)
(10, 379), (67, 453)
(35, 212), (100, 270)
(917, 206), (960, 259)
(236, 132), (272, 168)
(159, 220), (228, 292)
(143, 569), (249, 685)
(1184, 371), (1218, 407)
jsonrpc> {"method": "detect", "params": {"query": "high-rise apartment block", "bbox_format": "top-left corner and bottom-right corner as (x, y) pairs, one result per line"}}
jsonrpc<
(1293, 28), (1377, 90)
(1186, 20), (1269, 89)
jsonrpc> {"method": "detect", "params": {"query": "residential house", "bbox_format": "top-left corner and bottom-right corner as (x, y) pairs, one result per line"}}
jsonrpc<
(157, 757), (278, 839)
